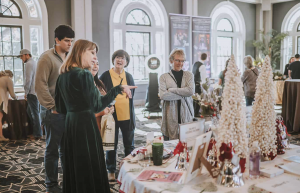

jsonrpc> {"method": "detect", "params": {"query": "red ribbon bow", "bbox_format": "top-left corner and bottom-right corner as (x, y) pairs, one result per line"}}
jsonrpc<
(219, 142), (233, 162)
(174, 141), (184, 156)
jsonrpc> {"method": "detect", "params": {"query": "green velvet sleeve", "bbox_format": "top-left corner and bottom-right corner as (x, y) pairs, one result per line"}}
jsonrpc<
(55, 76), (67, 114)
(81, 69), (123, 113)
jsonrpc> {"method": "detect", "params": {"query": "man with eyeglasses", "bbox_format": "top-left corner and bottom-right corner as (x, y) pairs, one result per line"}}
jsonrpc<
(192, 53), (207, 117)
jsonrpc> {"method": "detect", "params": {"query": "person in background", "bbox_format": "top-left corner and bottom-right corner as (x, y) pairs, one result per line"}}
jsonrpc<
(218, 58), (230, 89)
(35, 25), (75, 193)
(91, 60), (114, 132)
(19, 49), (42, 140)
(0, 70), (17, 142)
(284, 57), (295, 77)
(100, 49), (136, 181)
(159, 49), (194, 140)
(289, 54), (300, 79)
(241, 55), (259, 106)
(192, 53), (207, 116)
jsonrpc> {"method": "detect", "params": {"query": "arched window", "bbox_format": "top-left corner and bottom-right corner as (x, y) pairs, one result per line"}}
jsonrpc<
(282, 3), (300, 70)
(110, 0), (168, 83)
(0, 0), (22, 18)
(0, 0), (48, 86)
(23, 0), (38, 18)
(126, 9), (151, 26)
(210, 2), (245, 78)
(217, 19), (233, 32)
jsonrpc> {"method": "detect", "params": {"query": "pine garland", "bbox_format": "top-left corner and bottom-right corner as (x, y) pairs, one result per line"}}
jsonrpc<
(216, 55), (248, 159)
(249, 55), (277, 157)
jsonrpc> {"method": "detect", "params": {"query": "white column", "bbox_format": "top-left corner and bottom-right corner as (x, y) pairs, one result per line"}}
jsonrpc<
(182, 0), (198, 16)
(262, 0), (273, 41)
(256, 4), (263, 40)
(71, 0), (93, 41)
(256, 4), (263, 56)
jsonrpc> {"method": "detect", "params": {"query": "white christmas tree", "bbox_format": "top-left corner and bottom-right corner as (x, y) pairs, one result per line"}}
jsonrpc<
(249, 55), (277, 158)
(216, 55), (248, 159)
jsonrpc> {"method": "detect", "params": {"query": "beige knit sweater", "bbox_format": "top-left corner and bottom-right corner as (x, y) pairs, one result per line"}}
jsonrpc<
(0, 76), (17, 114)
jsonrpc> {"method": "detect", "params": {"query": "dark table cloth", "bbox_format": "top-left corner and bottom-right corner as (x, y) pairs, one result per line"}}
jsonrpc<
(282, 80), (300, 132)
(3, 99), (32, 140)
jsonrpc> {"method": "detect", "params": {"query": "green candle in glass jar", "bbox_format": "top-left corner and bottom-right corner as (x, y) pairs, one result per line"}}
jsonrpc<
(152, 143), (164, 166)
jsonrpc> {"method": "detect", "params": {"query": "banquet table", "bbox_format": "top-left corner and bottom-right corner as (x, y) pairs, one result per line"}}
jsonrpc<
(3, 98), (32, 140)
(274, 80), (285, 104)
(118, 141), (300, 193)
(282, 79), (300, 132)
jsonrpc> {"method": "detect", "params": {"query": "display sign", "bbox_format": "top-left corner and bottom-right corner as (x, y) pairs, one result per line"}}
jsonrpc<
(179, 119), (205, 147)
(192, 17), (212, 77)
(145, 54), (162, 75)
(180, 131), (214, 184)
(170, 14), (191, 71)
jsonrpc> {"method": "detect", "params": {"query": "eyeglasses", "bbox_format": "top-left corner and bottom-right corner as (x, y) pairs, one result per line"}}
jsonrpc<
(174, 59), (186, 63)
(116, 56), (126, 61)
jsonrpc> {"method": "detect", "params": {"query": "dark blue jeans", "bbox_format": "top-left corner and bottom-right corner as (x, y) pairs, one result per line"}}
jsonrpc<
(27, 94), (42, 137)
(44, 110), (65, 191)
(106, 120), (134, 173)
(245, 96), (255, 106)
(40, 105), (47, 126)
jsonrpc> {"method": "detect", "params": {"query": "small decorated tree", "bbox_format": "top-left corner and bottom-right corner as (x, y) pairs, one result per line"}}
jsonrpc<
(249, 55), (277, 160)
(216, 55), (248, 172)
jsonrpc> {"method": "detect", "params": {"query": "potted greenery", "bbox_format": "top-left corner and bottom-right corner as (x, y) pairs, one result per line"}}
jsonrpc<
(251, 30), (289, 70)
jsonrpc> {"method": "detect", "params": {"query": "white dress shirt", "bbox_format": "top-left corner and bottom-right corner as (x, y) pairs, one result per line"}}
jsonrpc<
(198, 60), (207, 83)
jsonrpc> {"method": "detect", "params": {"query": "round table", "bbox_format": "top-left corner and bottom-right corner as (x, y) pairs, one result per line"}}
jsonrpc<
(282, 79), (300, 132)
(3, 99), (32, 140)
(117, 140), (300, 193)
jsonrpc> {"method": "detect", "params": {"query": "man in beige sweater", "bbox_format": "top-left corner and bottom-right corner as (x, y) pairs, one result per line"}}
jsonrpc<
(35, 25), (74, 193)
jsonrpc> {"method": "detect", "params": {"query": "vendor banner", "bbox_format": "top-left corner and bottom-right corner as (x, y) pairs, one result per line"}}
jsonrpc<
(169, 14), (191, 71)
(192, 17), (212, 77)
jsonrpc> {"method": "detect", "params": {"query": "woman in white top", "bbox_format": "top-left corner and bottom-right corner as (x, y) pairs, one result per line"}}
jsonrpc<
(0, 70), (17, 141)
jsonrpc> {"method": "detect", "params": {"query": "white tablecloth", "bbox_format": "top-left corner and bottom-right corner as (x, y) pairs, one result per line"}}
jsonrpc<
(117, 143), (300, 193)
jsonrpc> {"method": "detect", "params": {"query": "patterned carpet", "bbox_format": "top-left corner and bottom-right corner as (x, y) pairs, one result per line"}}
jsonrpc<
(0, 107), (162, 193)
(1, 107), (300, 193)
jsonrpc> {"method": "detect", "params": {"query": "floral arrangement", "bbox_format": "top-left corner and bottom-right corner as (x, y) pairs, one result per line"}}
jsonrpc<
(249, 55), (277, 160)
(192, 80), (222, 117)
(216, 55), (248, 172)
(273, 71), (286, 81)
(253, 56), (264, 68)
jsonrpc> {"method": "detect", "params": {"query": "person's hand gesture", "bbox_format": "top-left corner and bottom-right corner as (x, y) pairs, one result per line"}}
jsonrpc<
(120, 85), (138, 98)
(103, 107), (110, 115)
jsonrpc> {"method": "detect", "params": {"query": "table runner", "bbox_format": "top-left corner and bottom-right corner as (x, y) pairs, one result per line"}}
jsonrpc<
(282, 81), (300, 132)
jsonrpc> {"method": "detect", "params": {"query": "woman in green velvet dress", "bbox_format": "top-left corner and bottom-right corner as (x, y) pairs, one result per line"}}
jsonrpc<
(55, 39), (137, 193)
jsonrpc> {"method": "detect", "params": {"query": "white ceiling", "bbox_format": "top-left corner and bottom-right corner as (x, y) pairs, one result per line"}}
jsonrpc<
(234, 0), (295, 4)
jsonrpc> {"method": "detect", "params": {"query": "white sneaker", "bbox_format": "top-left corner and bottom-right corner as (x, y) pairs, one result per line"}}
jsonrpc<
(2, 123), (8, 129)
(0, 135), (9, 142)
